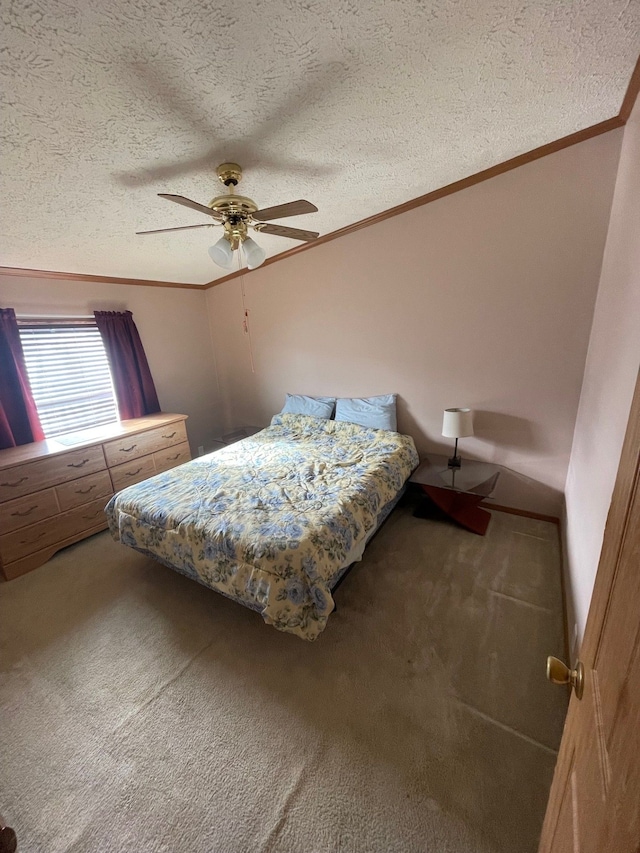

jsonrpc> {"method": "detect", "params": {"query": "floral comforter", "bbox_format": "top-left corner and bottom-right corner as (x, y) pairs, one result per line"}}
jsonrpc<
(105, 413), (418, 640)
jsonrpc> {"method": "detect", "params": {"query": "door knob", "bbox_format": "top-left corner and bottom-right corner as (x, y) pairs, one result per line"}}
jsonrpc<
(546, 656), (584, 700)
(0, 815), (17, 853)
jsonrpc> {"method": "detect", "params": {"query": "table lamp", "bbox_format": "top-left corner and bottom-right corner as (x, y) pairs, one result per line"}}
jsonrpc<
(442, 407), (474, 469)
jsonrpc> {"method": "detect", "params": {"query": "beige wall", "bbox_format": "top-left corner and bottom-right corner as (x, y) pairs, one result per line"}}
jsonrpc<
(564, 98), (640, 650)
(0, 276), (222, 455)
(0, 125), (629, 532)
(206, 130), (623, 515)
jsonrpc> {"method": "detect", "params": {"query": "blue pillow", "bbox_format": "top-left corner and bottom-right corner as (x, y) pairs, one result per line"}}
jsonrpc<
(281, 394), (336, 419)
(334, 394), (397, 431)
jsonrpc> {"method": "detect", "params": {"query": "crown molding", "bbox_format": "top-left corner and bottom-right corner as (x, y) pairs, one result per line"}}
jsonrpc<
(204, 115), (625, 289)
(204, 52), (639, 290)
(2, 55), (637, 292)
(0, 266), (203, 290)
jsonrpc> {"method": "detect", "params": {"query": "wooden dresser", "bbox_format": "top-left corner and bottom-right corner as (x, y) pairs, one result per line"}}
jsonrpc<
(0, 413), (190, 581)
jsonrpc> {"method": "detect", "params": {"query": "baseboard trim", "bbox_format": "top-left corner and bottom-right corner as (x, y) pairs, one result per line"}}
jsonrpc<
(556, 515), (571, 663)
(482, 502), (560, 525)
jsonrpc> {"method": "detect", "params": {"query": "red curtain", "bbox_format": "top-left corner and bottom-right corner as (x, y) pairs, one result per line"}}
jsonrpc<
(0, 308), (45, 449)
(94, 311), (160, 420)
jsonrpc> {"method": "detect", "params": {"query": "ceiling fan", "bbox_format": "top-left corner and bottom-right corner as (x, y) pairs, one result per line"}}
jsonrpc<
(136, 163), (319, 270)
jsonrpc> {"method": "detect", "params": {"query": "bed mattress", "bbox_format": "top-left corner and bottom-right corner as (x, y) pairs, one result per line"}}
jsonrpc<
(105, 412), (418, 640)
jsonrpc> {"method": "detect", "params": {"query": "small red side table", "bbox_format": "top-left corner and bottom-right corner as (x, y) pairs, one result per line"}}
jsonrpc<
(410, 454), (500, 535)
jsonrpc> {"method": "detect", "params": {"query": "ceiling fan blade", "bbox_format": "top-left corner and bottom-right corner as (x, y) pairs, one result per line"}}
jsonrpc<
(158, 194), (222, 219)
(253, 200), (318, 221)
(136, 224), (218, 235)
(257, 223), (319, 242)
(117, 61), (343, 187)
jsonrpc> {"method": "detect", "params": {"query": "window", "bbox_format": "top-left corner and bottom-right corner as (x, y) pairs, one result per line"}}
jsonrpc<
(19, 320), (119, 438)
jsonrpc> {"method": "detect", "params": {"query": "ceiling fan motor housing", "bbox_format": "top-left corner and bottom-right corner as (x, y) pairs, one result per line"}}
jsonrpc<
(216, 162), (243, 187)
(143, 162), (320, 249)
(208, 195), (258, 218)
(210, 164), (258, 232)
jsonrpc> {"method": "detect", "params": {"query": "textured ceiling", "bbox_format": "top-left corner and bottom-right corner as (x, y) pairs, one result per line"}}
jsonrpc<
(1, 1), (639, 285)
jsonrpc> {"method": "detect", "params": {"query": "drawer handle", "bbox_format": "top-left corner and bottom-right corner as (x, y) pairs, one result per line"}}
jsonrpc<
(68, 459), (90, 469)
(22, 530), (47, 544)
(11, 505), (38, 517)
(163, 431), (177, 439)
(126, 467), (143, 477)
(75, 485), (96, 495)
(1, 476), (28, 488)
(82, 509), (103, 520)
(167, 453), (180, 460)
(120, 444), (137, 453)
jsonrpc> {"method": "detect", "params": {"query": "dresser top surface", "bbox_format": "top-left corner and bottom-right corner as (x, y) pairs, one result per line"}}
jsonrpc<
(0, 413), (187, 470)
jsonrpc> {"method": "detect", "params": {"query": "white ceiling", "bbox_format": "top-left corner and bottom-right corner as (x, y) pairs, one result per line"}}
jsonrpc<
(1, 1), (639, 285)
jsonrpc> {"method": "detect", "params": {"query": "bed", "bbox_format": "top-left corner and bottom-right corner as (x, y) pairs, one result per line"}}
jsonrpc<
(105, 412), (419, 640)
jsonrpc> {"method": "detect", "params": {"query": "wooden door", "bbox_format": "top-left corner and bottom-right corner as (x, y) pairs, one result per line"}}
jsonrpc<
(539, 369), (640, 852)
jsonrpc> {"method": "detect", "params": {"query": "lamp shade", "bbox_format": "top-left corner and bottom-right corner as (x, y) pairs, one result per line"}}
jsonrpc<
(243, 236), (266, 270)
(208, 236), (234, 269)
(442, 407), (474, 438)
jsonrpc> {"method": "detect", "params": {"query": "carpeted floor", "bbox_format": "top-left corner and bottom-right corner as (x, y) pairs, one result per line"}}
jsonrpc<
(0, 497), (568, 853)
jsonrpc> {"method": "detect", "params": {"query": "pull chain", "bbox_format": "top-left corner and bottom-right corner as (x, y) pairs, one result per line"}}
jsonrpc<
(239, 247), (255, 374)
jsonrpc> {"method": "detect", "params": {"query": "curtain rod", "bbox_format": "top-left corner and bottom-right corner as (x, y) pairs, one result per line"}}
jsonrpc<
(17, 313), (96, 319)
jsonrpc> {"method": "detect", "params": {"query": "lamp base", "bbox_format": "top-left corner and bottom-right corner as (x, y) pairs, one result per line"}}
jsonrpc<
(447, 454), (461, 469)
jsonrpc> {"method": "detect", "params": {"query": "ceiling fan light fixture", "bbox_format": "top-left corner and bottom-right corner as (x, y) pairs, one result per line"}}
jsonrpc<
(146, 165), (320, 269)
(243, 236), (266, 270)
(208, 235), (234, 269)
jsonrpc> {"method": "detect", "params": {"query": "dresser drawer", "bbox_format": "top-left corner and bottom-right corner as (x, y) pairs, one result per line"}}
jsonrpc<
(103, 420), (188, 468)
(153, 442), (191, 474)
(0, 497), (108, 563)
(110, 456), (156, 492)
(56, 469), (114, 512)
(0, 488), (60, 534)
(0, 445), (107, 502)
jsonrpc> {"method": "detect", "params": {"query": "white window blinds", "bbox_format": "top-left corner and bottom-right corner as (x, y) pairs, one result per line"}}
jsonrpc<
(19, 321), (119, 438)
